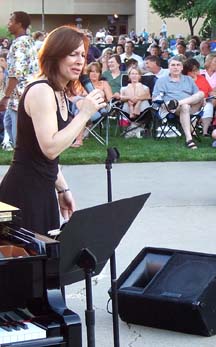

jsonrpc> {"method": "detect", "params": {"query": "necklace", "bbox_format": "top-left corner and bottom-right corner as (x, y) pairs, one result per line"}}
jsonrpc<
(60, 91), (65, 111)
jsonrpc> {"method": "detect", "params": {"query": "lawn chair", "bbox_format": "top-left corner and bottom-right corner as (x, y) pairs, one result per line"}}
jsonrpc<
(111, 74), (157, 138)
(151, 98), (204, 140)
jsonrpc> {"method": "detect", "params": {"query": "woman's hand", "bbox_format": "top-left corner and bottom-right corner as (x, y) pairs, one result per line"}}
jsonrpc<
(78, 89), (107, 120)
(58, 190), (76, 221)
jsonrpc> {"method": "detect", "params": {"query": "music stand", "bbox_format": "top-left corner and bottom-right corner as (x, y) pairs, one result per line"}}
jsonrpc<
(59, 193), (150, 347)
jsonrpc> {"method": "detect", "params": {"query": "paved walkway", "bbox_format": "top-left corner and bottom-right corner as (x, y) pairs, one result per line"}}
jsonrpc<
(1, 162), (216, 347)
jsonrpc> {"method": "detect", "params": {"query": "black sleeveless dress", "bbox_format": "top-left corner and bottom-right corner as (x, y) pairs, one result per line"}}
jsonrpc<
(0, 80), (71, 235)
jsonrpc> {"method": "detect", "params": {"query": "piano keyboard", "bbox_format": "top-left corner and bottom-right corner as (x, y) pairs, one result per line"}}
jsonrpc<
(0, 322), (46, 344)
(0, 310), (46, 345)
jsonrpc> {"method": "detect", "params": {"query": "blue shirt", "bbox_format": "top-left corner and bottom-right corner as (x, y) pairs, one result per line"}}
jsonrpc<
(152, 74), (199, 102)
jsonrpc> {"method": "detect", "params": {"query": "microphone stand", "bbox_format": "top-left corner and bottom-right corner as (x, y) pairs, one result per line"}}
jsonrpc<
(105, 147), (120, 347)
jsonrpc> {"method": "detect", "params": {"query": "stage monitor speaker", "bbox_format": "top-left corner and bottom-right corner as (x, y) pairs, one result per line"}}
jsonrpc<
(116, 247), (216, 336)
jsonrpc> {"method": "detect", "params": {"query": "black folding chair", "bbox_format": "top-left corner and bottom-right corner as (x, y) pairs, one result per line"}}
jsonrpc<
(111, 74), (157, 138)
(151, 99), (204, 140)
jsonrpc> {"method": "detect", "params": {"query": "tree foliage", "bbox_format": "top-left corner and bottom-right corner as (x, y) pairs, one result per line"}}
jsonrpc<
(149, 0), (215, 36)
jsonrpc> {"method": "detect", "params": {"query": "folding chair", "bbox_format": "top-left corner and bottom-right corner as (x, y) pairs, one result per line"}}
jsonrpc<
(85, 111), (110, 145)
(151, 100), (182, 139)
(111, 74), (157, 138)
(68, 96), (110, 146)
(151, 99), (204, 140)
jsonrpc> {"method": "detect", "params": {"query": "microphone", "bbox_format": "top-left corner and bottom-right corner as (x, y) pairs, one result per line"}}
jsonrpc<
(79, 74), (109, 115)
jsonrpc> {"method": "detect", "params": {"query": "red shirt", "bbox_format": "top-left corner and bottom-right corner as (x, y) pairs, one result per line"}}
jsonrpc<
(195, 74), (212, 97)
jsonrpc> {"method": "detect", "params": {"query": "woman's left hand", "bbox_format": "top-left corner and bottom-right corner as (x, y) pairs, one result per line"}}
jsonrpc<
(58, 190), (76, 220)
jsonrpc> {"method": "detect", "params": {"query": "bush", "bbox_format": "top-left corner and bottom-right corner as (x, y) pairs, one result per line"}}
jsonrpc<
(0, 26), (12, 40)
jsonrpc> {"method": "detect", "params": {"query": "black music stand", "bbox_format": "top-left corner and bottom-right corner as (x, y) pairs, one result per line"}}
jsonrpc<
(59, 193), (150, 347)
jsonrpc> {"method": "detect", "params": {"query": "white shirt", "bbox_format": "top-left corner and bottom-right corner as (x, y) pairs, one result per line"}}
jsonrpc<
(120, 52), (144, 69)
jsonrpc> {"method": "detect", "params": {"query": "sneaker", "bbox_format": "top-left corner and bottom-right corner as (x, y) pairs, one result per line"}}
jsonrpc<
(2, 142), (13, 151)
(212, 140), (216, 148)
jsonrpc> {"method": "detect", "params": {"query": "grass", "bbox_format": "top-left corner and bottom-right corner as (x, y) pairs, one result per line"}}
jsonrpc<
(59, 135), (215, 165)
(0, 130), (214, 166)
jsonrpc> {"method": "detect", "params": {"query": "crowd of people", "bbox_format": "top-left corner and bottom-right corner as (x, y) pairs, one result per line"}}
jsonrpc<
(0, 11), (215, 234)
(74, 28), (216, 149)
(1, 16), (216, 151)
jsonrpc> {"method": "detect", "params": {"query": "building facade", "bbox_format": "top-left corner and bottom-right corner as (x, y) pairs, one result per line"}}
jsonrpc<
(0, 0), (203, 38)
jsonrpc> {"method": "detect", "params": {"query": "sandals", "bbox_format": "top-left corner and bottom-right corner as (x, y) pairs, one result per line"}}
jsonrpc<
(166, 99), (179, 113)
(185, 139), (197, 150)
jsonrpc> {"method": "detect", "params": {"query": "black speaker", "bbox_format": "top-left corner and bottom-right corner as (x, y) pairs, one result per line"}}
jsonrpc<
(116, 247), (216, 336)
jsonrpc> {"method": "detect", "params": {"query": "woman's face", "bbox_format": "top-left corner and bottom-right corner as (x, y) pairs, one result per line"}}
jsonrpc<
(89, 66), (100, 82)
(188, 41), (196, 50)
(129, 69), (140, 82)
(187, 66), (199, 80)
(58, 42), (85, 85)
(116, 45), (124, 55)
(108, 57), (119, 71)
(101, 51), (113, 64)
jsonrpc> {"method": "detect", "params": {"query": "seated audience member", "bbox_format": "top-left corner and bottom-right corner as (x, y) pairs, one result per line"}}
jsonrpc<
(87, 62), (113, 102)
(95, 28), (106, 42)
(32, 31), (45, 51)
(0, 38), (10, 54)
(86, 32), (101, 64)
(117, 34), (128, 47)
(146, 44), (168, 68)
(102, 54), (122, 99)
(70, 61), (113, 147)
(120, 66), (150, 119)
(152, 55), (204, 149)
(125, 58), (139, 71)
(159, 39), (169, 52)
(194, 41), (211, 69)
(104, 34), (114, 46)
(144, 55), (168, 78)
(113, 44), (126, 70)
(98, 47), (114, 73)
(159, 39), (172, 61)
(120, 40), (144, 70)
(183, 58), (216, 136)
(186, 39), (200, 57)
(113, 44), (124, 55)
(176, 41), (192, 58)
(200, 53), (216, 89)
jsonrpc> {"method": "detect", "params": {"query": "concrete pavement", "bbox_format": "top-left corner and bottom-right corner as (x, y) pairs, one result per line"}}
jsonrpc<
(1, 161), (216, 347)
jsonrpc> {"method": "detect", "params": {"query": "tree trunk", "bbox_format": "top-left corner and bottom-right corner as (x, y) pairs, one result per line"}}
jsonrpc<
(188, 18), (194, 36)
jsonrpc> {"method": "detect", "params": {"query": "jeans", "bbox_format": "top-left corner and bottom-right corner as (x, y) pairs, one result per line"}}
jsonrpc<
(3, 108), (17, 146)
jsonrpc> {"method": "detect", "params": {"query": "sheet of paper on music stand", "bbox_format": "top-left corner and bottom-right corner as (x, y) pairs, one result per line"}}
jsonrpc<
(60, 193), (150, 286)
(0, 202), (19, 222)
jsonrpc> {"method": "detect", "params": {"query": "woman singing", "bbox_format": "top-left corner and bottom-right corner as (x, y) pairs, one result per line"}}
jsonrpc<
(0, 25), (106, 235)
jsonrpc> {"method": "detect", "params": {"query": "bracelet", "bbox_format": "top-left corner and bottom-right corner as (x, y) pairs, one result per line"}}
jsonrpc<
(57, 188), (70, 194)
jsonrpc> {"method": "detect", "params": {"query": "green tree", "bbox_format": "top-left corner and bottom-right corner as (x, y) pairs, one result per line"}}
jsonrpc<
(149, 0), (207, 36)
(200, 0), (216, 39)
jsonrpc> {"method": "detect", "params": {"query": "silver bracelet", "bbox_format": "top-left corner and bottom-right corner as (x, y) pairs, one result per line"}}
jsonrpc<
(57, 188), (70, 194)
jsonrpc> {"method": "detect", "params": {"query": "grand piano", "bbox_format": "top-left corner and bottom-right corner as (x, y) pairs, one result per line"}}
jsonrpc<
(0, 202), (82, 347)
